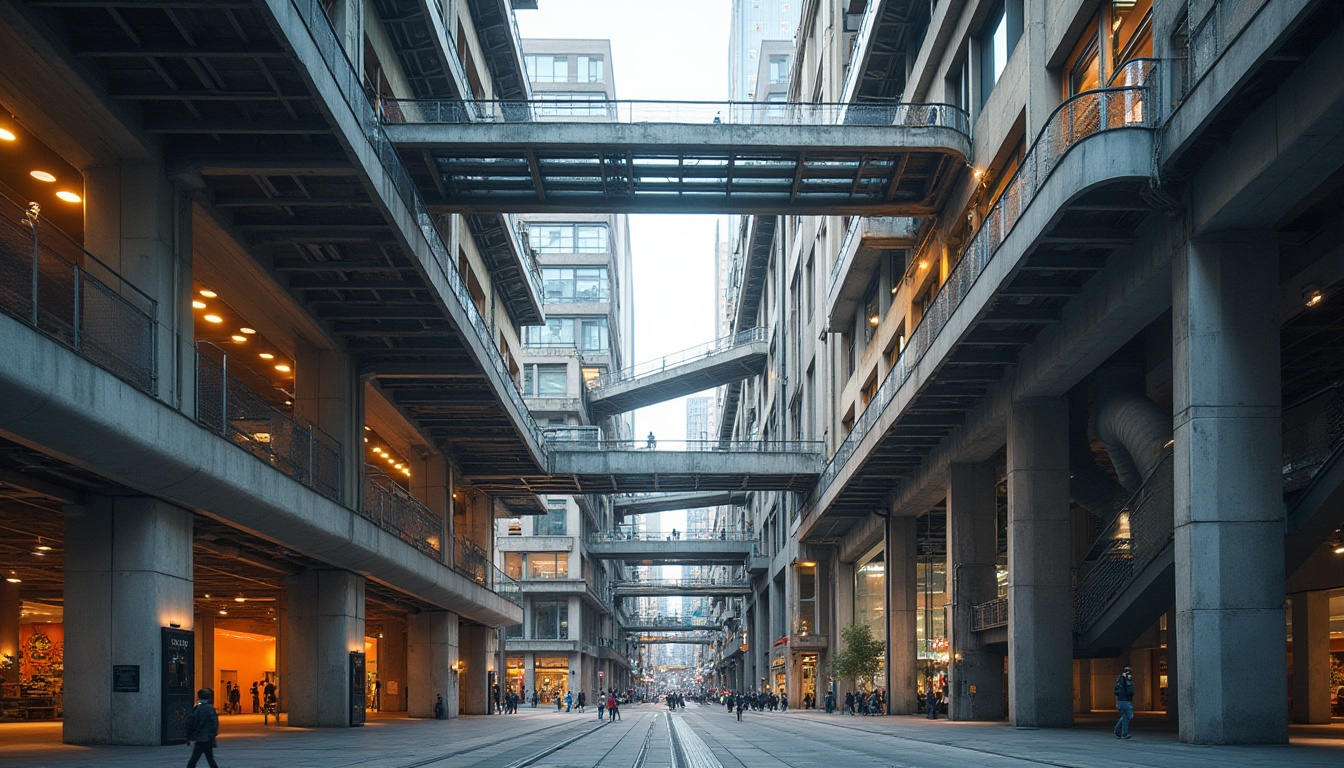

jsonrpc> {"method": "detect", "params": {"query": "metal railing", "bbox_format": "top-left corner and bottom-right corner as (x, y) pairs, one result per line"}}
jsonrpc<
(362, 465), (441, 556)
(506, 214), (546, 307)
(288, 0), (548, 457)
(1282, 387), (1344, 494)
(195, 342), (342, 501)
(380, 98), (969, 134)
(586, 327), (768, 390)
(1072, 452), (1175, 634)
(0, 194), (157, 394)
(591, 530), (754, 543)
(615, 578), (751, 589)
(811, 62), (1159, 507)
(1179, 0), (1269, 98)
(549, 437), (824, 454)
(970, 597), (1008, 631)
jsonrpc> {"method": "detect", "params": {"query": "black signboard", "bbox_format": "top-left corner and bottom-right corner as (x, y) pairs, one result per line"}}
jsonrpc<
(161, 628), (195, 745)
(112, 665), (140, 693)
(349, 651), (366, 727)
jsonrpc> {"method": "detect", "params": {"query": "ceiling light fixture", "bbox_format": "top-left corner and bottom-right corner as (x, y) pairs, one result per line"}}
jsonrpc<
(4, 577), (19, 583)
(868, 314), (880, 327)
(1304, 284), (1323, 307)
(199, 289), (218, 298)
(918, 259), (930, 270)
(259, 353), (274, 360)
(35, 545), (51, 551)
(274, 364), (291, 373)
(192, 300), (207, 309)
(203, 314), (223, 324)
(30, 170), (56, 182)
(231, 335), (247, 343)
(0, 128), (15, 141)
(55, 190), (82, 203)
(239, 327), (256, 334)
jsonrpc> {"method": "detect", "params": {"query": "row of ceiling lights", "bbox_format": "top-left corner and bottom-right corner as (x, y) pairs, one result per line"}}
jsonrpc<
(192, 287), (294, 375)
(0, 127), (82, 204)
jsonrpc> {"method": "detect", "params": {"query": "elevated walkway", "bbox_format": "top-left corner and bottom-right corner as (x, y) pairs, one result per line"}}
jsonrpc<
(633, 635), (714, 645)
(383, 100), (969, 215)
(586, 329), (769, 417)
(587, 531), (755, 565)
(613, 491), (750, 515)
(622, 616), (720, 633)
(612, 579), (753, 599)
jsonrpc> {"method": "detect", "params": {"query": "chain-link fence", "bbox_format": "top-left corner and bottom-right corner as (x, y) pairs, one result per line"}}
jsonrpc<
(195, 342), (342, 501)
(970, 597), (1008, 631)
(0, 195), (156, 394)
(1282, 388), (1344, 493)
(812, 63), (1159, 506)
(1072, 453), (1175, 634)
(1181, 0), (1268, 98)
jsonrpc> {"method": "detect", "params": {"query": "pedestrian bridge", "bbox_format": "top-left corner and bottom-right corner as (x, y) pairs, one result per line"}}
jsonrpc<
(586, 329), (769, 418)
(587, 531), (756, 565)
(633, 635), (715, 645)
(622, 616), (721, 633)
(382, 100), (970, 215)
(613, 491), (751, 516)
(612, 579), (753, 598)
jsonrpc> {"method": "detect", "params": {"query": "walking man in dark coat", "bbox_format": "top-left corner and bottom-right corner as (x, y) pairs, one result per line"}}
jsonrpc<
(183, 688), (220, 768)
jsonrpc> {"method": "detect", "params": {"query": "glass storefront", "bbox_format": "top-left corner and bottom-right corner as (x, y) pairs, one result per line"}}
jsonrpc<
(917, 559), (949, 699)
(800, 653), (818, 699)
(535, 656), (569, 701)
(854, 551), (885, 692)
(506, 656), (525, 696)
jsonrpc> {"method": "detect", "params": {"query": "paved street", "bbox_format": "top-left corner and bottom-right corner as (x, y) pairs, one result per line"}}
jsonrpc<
(2, 704), (1342, 767)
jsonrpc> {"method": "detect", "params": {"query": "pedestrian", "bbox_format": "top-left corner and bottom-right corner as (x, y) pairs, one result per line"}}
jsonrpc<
(925, 688), (938, 719)
(780, 692), (788, 712)
(555, 693), (563, 711)
(844, 690), (855, 715)
(578, 690), (586, 712)
(262, 680), (278, 725)
(249, 682), (259, 714)
(608, 692), (620, 721)
(565, 690), (573, 712)
(647, 431), (657, 449)
(598, 690), (607, 720)
(182, 687), (220, 768)
(824, 690), (835, 713)
(735, 694), (745, 721)
(713, 111), (722, 124)
(531, 690), (539, 708)
(1114, 665), (1135, 739)
(229, 682), (241, 715)
(434, 694), (445, 719)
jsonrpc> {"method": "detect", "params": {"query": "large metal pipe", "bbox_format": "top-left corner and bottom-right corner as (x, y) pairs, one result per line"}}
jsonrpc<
(1094, 360), (1171, 493)
(1069, 386), (1127, 517)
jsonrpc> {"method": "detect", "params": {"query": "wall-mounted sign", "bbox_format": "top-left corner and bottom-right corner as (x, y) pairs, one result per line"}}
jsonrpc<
(112, 665), (139, 693)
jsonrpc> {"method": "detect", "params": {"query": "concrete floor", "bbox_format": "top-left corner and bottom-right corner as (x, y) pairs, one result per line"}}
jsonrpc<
(1, 705), (1342, 767)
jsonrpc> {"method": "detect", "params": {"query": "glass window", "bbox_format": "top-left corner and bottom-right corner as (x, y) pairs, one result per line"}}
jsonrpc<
(543, 267), (609, 301)
(1110, 0), (1153, 75)
(503, 552), (523, 579)
(532, 600), (570, 639)
(525, 55), (569, 83)
(524, 318), (575, 347)
(524, 364), (568, 397)
(577, 55), (604, 83)
(534, 499), (568, 535)
(795, 564), (816, 634)
(768, 54), (789, 85)
(978, 0), (1023, 106)
(531, 224), (609, 254)
(535, 92), (609, 117)
(1065, 16), (1101, 96)
(579, 318), (609, 352)
(526, 552), (570, 579)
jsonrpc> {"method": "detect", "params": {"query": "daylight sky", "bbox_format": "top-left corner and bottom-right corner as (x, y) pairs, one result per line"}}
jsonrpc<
(515, 1), (733, 451)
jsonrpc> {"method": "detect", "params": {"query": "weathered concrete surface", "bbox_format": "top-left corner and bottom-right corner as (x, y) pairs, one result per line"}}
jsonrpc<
(585, 538), (754, 564)
(285, 569), (366, 728)
(548, 447), (821, 493)
(588, 339), (768, 417)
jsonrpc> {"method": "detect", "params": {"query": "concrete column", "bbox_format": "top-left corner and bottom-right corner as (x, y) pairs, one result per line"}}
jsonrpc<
(752, 596), (767, 691)
(1074, 660), (1093, 714)
(947, 462), (1005, 720)
(459, 623), (491, 714)
(193, 612), (215, 697)
(1006, 398), (1073, 728)
(63, 497), (194, 745)
(886, 515), (917, 714)
(83, 164), (193, 408)
(412, 453), (450, 562)
(380, 619), (408, 713)
(832, 559), (854, 699)
(1291, 591), (1331, 724)
(0, 580), (20, 685)
(1173, 234), (1286, 745)
(524, 653), (535, 699)
(407, 609), (458, 718)
(294, 346), (361, 505)
(283, 569), (365, 727)
(1131, 650), (1153, 711)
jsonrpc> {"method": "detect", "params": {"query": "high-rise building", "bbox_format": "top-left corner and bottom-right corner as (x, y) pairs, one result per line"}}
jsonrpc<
(728, 0), (803, 101)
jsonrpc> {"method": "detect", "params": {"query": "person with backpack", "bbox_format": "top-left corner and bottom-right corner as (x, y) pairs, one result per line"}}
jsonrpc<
(607, 692), (620, 721)
(182, 688), (220, 768)
(1114, 665), (1135, 739)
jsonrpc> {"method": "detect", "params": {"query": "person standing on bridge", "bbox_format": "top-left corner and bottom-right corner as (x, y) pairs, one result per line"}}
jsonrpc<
(647, 431), (657, 449)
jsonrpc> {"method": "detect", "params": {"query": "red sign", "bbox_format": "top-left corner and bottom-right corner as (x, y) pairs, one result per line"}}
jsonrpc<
(772, 636), (789, 648)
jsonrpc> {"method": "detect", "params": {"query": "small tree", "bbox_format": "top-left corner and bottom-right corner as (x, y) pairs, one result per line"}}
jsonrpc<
(833, 623), (884, 692)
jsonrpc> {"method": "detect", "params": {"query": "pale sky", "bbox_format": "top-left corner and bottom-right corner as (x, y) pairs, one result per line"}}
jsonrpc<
(516, 1), (732, 450)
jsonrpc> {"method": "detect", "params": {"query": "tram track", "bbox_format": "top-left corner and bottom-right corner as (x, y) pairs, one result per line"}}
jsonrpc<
(389, 717), (594, 768)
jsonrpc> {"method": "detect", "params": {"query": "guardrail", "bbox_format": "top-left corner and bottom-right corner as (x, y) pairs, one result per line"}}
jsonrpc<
(591, 530), (754, 543)
(810, 61), (1159, 507)
(586, 327), (768, 390)
(196, 342), (342, 502)
(289, 0), (549, 458)
(970, 597), (1008, 631)
(363, 464), (441, 556)
(1282, 387), (1344, 494)
(1178, 0), (1268, 98)
(1072, 452), (1175, 633)
(548, 437), (823, 454)
(380, 98), (969, 133)
(0, 194), (157, 394)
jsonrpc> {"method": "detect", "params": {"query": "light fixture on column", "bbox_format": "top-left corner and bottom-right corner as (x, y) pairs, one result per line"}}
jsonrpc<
(1304, 284), (1324, 307)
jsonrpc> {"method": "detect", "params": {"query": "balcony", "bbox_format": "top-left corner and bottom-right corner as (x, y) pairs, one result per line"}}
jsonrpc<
(824, 217), (923, 332)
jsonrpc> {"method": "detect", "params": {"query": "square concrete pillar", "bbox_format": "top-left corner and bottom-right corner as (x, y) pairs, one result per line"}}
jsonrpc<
(83, 164), (194, 407)
(63, 497), (194, 745)
(1173, 234), (1286, 744)
(293, 346), (361, 505)
(1291, 591), (1331, 724)
(193, 612), (215, 697)
(408, 610), (458, 718)
(947, 462), (1006, 720)
(1074, 660), (1093, 713)
(459, 623), (492, 714)
(1165, 606), (1178, 723)
(1006, 398), (1074, 728)
(283, 569), (365, 727)
(0, 581), (19, 685)
(831, 558), (854, 700)
(886, 515), (918, 714)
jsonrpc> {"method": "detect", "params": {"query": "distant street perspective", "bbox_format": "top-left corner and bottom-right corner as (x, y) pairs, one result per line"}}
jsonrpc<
(0, 0), (1343, 765)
